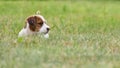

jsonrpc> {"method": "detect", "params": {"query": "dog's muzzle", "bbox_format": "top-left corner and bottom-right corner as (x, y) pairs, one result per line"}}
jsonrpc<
(45, 27), (50, 34)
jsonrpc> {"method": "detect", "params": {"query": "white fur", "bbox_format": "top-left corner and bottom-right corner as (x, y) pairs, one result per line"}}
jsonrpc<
(44, 33), (49, 38)
(18, 15), (50, 38)
(39, 23), (50, 33)
(18, 23), (35, 37)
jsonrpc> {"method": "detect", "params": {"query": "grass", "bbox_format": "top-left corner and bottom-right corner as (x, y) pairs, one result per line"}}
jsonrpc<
(0, 1), (120, 68)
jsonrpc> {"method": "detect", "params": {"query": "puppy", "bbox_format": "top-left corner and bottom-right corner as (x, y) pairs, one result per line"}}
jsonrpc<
(18, 12), (50, 38)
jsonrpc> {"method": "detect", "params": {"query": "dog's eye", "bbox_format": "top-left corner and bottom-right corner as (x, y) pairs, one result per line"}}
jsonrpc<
(38, 23), (43, 26)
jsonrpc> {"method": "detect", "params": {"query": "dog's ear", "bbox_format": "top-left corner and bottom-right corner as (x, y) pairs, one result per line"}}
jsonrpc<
(27, 17), (35, 25)
(27, 16), (36, 31)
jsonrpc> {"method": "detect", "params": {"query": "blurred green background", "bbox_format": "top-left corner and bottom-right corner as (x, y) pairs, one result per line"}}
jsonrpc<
(0, 1), (120, 68)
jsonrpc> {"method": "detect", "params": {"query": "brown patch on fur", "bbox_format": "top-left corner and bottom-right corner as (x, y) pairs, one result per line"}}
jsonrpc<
(27, 16), (43, 32)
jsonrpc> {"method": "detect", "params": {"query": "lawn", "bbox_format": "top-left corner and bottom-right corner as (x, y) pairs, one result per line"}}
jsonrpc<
(0, 1), (120, 68)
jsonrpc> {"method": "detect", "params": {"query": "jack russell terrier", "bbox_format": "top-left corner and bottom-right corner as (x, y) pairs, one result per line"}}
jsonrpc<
(18, 11), (50, 38)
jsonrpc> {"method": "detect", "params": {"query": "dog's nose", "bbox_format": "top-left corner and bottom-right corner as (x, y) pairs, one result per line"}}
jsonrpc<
(47, 28), (50, 31)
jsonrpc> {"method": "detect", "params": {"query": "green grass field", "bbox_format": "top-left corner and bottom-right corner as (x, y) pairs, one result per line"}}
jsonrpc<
(0, 1), (120, 68)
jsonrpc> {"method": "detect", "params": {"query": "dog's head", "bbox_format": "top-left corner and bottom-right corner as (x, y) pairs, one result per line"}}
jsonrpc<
(25, 14), (50, 38)
(18, 11), (50, 38)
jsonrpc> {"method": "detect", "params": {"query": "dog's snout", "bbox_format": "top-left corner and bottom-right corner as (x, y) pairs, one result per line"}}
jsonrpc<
(47, 28), (50, 31)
